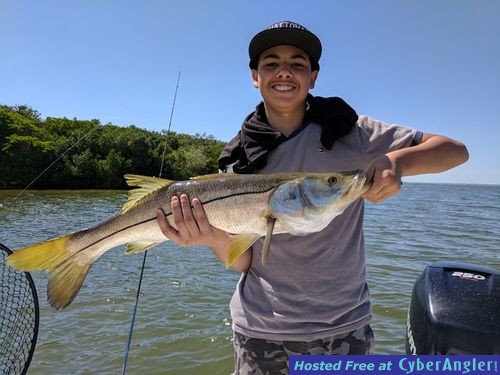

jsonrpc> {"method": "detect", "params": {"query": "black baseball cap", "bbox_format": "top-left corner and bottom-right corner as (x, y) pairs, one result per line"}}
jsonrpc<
(248, 20), (322, 71)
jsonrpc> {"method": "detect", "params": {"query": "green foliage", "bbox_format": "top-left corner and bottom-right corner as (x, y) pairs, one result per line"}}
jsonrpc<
(0, 105), (227, 189)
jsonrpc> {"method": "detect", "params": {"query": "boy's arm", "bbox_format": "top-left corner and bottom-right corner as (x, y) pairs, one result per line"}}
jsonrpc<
(363, 134), (469, 203)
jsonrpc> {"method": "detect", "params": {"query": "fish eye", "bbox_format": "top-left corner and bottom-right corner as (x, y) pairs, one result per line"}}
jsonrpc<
(327, 176), (337, 185)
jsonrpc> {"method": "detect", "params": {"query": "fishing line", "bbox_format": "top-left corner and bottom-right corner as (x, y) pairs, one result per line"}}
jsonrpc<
(13, 124), (99, 200)
(5, 114), (108, 374)
(121, 71), (182, 375)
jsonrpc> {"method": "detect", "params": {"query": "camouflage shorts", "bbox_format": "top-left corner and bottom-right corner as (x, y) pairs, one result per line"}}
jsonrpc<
(232, 325), (374, 375)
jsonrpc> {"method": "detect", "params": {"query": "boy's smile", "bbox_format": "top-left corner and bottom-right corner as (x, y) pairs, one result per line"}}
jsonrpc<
(251, 45), (318, 134)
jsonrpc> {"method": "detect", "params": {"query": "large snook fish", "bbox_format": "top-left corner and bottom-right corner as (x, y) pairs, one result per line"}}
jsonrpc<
(7, 170), (370, 309)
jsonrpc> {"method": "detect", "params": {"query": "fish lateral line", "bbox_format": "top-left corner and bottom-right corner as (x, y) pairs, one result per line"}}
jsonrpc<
(167, 185), (278, 205)
(58, 185), (279, 259)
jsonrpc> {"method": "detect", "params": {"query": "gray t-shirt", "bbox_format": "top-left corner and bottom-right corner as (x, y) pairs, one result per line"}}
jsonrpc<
(229, 115), (420, 341)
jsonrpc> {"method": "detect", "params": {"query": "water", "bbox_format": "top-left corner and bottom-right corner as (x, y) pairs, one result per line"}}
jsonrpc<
(0, 184), (499, 374)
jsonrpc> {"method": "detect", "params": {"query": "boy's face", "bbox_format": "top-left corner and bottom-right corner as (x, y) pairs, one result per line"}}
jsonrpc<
(251, 45), (318, 113)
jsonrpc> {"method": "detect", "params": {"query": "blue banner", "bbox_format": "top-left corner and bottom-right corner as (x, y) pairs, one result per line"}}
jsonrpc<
(289, 355), (499, 375)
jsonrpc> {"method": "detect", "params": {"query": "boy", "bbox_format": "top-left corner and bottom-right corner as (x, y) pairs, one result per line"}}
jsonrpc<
(156, 21), (468, 374)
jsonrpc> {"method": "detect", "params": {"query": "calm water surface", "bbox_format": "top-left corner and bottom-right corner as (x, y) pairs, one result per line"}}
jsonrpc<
(0, 184), (499, 374)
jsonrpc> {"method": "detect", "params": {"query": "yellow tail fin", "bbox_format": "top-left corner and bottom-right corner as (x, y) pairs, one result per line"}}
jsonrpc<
(7, 235), (91, 310)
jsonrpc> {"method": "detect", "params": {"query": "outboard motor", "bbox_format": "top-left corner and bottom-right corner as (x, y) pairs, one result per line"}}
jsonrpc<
(406, 261), (500, 354)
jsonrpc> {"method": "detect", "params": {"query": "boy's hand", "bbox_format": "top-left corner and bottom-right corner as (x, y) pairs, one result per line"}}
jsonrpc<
(363, 155), (402, 203)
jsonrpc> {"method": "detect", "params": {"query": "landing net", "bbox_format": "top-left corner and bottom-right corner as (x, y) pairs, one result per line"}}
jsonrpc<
(0, 243), (39, 375)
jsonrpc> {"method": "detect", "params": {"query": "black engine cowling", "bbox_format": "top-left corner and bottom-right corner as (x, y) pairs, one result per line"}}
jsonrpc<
(406, 261), (500, 354)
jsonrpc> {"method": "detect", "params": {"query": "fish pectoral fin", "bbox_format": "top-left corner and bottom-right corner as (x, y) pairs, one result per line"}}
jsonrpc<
(225, 234), (260, 268)
(122, 174), (173, 213)
(261, 217), (276, 265)
(124, 241), (160, 254)
(7, 235), (91, 310)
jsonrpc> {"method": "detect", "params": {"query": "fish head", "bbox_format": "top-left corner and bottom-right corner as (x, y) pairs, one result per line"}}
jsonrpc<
(270, 170), (370, 234)
(300, 170), (369, 208)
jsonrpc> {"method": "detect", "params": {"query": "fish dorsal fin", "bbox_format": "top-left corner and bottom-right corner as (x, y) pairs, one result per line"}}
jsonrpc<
(122, 174), (173, 213)
(124, 174), (172, 188)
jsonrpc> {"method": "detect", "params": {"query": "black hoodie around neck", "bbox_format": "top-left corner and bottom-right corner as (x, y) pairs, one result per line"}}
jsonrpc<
(218, 94), (358, 174)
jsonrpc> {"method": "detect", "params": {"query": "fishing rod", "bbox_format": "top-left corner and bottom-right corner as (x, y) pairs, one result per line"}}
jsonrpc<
(159, 71), (182, 178)
(121, 70), (182, 375)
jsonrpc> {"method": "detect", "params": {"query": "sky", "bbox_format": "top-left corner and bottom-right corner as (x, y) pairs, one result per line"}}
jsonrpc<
(1, 0), (499, 185)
